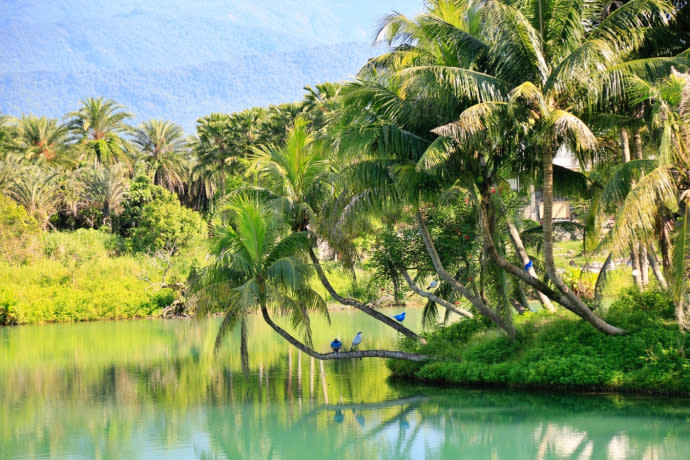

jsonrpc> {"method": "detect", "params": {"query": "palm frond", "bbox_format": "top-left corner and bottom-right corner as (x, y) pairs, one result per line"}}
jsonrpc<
(399, 65), (508, 103)
(484, 0), (550, 85)
(603, 166), (678, 256)
(552, 164), (591, 198)
(265, 232), (310, 268)
(416, 136), (453, 172)
(593, 252), (614, 304)
(599, 159), (657, 208)
(421, 300), (439, 329)
(432, 101), (508, 144)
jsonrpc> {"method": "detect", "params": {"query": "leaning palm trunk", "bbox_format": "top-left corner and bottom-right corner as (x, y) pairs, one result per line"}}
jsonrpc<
(415, 211), (517, 338)
(647, 244), (669, 290)
(307, 246), (426, 343)
(259, 305), (431, 362)
(506, 220), (556, 312)
(400, 269), (474, 319)
(542, 147), (625, 334)
(480, 193), (625, 335)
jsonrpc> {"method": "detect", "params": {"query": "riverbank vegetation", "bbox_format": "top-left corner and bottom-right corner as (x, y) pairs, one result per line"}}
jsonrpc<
(1, 0), (689, 389)
(389, 289), (690, 394)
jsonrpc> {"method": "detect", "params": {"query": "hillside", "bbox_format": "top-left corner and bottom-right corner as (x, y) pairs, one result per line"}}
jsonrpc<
(0, 0), (422, 132)
(0, 43), (375, 132)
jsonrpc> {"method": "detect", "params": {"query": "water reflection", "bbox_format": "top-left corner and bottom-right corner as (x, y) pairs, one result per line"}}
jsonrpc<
(1, 312), (689, 459)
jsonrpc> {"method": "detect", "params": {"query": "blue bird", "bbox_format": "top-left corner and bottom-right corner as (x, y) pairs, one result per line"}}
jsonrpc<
(334, 408), (344, 423)
(394, 312), (406, 322)
(331, 338), (342, 353)
(427, 279), (439, 289)
(524, 260), (533, 271)
(351, 331), (362, 351)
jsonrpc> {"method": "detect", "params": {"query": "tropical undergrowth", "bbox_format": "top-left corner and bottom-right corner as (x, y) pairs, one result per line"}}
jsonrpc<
(0, 228), (200, 324)
(389, 289), (690, 394)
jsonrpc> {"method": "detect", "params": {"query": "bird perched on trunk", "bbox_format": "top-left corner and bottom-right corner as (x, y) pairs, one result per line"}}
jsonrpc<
(351, 331), (362, 351)
(330, 338), (342, 353)
(393, 312), (406, 322)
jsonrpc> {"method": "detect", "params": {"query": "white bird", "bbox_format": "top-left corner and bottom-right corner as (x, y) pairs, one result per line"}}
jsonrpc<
(351, 331), (362, 351)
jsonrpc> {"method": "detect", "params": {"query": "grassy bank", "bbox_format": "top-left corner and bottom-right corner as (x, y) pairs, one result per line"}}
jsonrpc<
(0, 229), (196, 325)
(389, 289), (690, 395)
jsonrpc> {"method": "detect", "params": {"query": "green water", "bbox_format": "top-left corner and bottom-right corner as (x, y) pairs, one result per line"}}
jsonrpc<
(1, 308), (689, 459)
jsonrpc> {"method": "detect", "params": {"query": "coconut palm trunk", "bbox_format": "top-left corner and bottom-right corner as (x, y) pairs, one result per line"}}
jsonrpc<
(621, 128), (644, 289)
(481, 156), (625, 335)
(415, 211), (517, 338)
(506, 220), (556, 312)
(633, 129), (649, 287)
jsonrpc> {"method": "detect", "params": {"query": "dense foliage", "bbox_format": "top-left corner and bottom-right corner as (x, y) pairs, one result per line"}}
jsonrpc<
(389, 290), (689, 394)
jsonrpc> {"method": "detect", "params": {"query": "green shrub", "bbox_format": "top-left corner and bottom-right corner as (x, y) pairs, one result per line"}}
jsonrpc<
(0, 289), (18, 326)
(131, 195), (206, 254)
(0, 194), (41, 265)
(389, 289), (690, 394)
(0, 228), (199, 325)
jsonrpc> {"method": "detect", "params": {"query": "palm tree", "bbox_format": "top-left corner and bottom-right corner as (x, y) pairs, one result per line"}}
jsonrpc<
(6, 165), (61, 229)
(193, 196), (429, 362)
(246, 117), (329, 232)
(80, 163), (129, 230)
(132, 120), (188, 195)
(11, 115), (71, 164)
(246, 117), (427, 341)
(600, 70), (690, 328)
(66, 97), (133, 166)
(364, 0), (678, 334)
(302, 82), (343, 134)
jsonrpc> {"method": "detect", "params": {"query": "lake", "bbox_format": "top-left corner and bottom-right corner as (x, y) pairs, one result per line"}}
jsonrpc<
(1, 307), (689, 459)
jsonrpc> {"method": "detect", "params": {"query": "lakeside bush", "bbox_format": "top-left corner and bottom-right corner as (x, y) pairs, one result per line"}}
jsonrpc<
(0, 194), (41, 265)
(0, 228), (198, 324)
(389, 289), (690, 394)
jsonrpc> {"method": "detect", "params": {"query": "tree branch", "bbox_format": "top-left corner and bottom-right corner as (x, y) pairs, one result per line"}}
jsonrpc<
(414, 210), (516, 338)
(308, 245), (426, 343)
(260, 306), (431, 362)
(400, 269), (474, 319)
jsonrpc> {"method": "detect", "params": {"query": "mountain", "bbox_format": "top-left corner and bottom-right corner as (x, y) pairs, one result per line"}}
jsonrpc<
(0, 0), (423, 133)
(0, 12), (314, 73)
(0, 43), (374, 132)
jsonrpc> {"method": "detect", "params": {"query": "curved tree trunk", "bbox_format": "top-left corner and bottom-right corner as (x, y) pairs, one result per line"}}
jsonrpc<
(480, 196), (624, 334)
(308, 246), (426, 343)
(647, 244), (668, 290)
(506, 220), (556, 312)
(259, 305), (431, 362)
(415, 211), (517, 338)
(497, 149), (625, 335)
(633, 129), (650, 287)
(400, 269), (474, 318)
(631, 246), (644, 290)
